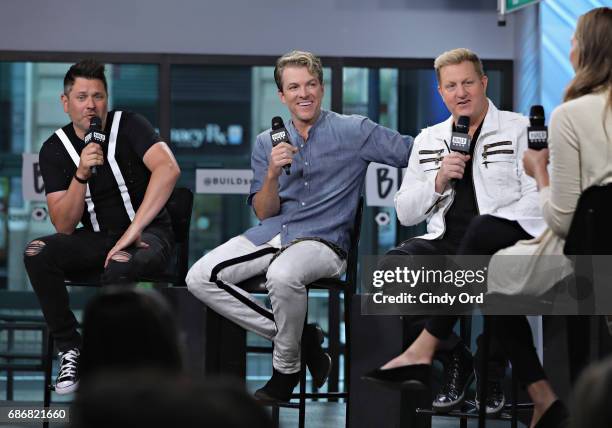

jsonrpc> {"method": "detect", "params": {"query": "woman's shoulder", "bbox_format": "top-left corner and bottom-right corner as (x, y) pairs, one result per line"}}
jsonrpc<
(553, 90), (608, 117)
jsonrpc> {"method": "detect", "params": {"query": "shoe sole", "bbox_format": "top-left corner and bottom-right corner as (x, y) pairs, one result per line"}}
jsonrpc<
(432, 372), (475, 413)
(475, 396), (506, 417)
(361, 375), (428, 391)
(254, 390), (291, 405)
(311, 353), (332, 389)
(55, 380), (79, 395)
(306, 325), (332, 389)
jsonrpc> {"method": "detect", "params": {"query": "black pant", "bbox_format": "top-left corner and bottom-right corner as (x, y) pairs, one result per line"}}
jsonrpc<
(486, 316), (547, 385)
(24, 224), (173, 352)
(387, 214), (533, 378)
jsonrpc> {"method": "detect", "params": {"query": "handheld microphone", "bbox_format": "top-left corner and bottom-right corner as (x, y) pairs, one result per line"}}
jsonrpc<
(84, 116), (105, 176)
(527, 105), (548, 150)
(450, 116), (471, 154)
(270, 116), (291, 175)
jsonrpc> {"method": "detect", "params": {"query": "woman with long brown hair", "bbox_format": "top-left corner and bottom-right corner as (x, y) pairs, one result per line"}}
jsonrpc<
(485, 6), (612, 428)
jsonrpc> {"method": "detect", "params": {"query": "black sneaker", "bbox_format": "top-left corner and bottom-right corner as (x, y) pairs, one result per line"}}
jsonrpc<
(302, 324), (332, 389)
(55, 348), (80, 395)
(254, 368), (300, 404)
(432, 344), (474, 413)
(475, 371), (506, 416)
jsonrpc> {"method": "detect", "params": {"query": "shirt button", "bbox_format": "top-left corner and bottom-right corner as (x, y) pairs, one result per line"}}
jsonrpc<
(304, 182), (308, 186)
(305, 161), (309, 166)
(301, 202), (305, 206)
(282, 224), (286, 228)
(300, 144), (304, 148)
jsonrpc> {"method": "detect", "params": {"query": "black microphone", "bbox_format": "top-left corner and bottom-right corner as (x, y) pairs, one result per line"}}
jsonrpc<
(270, 116), (291, 175)
(84, 116), (105, 176)
(450, 116), (471, 154)
(527, 105), (548, 150)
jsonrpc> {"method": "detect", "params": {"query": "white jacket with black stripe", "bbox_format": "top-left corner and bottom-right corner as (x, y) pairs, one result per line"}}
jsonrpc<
(394, 99), (546, 240)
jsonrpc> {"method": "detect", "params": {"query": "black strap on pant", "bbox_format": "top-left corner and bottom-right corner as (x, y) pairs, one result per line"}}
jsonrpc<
(210, 247), (278, 322)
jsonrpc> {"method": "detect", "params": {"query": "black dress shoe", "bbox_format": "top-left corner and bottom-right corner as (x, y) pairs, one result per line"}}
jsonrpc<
(254, 369), (300, 404)
(362, 364), (431, 390)
(432, 343), (474, 413)
(534, 400), (568, 428)
(302, 323), (332, 389)
(475, 370), (506, 416)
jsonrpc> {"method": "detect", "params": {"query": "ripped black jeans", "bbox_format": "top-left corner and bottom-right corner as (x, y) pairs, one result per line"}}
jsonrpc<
(24, 224), (173, 352)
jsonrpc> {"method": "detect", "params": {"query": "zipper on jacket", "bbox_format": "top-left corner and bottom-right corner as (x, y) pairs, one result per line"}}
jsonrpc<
(425, 194), (449, 215)
(482, 149), (514, 159)
(483, 141), (512, 150)
(418, 149), (444, 155)
(471, 137), (481, 215)
(482, 160), (513, 168)
(419, 157), (443, 165)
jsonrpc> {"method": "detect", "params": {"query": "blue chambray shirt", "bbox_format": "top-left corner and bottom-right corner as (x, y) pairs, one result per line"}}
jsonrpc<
(244, 110), (413, 254)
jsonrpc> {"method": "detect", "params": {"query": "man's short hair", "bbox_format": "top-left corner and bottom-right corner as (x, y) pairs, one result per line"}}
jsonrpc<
(434, 48), (484, 83)
(274, 50), (324, 91)
(64, 59), (108, 95)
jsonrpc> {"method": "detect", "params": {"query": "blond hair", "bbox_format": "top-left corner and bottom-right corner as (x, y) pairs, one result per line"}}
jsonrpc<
(274, 50), (323, 91)
(434, 48), (484, 82)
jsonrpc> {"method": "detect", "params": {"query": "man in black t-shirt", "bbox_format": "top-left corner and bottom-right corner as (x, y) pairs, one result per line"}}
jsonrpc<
(24, 60), (180, 394)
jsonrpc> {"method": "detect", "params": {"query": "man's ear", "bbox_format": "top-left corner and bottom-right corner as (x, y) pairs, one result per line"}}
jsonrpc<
(61, 93), (69, 113)
(278, 89), (287, 106)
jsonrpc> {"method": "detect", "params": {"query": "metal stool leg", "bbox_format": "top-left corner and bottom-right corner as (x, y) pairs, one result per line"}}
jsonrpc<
(478, 317), (489, 428)
(271, 405), (280, 428)
(511, 369), (518, 428)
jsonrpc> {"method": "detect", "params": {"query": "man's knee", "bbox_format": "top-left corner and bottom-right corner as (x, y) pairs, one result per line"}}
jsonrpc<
(185, 257), (215, 296)
(24, 240), (46, 257)
(110, 250), (132, 263)
(23, 240), (49, 271)
(104, 250), (146, 284)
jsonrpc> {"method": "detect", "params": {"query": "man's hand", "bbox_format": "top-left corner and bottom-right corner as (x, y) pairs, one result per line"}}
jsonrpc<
(77, 143), (103, 180)
(268, 142), (298, 179)
(104, 226), (149, 268)
(435, 152), (471, 193)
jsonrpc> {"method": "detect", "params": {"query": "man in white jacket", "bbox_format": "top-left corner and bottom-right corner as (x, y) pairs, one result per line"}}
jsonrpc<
(363, 48), (544, 415)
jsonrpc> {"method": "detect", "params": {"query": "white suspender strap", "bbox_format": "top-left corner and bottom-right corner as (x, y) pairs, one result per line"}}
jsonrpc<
(54, 128), (100, 232)
(107, 111), (136, 221)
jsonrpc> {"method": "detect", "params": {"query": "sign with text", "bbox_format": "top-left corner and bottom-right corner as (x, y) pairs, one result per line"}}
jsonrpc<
(365, 163), (401, 207)
(195, 169), (254, 194)
(22, 153), (46, 202)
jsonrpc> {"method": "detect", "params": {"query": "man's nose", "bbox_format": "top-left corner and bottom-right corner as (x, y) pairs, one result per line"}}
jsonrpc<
(456, 84), (467, 98)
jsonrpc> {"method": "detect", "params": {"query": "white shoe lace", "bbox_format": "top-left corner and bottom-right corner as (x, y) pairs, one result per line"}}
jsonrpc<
(57, 348), (79, 382)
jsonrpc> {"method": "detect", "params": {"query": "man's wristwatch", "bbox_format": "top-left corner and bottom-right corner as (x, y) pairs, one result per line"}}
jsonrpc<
(74, 172), (88, 184)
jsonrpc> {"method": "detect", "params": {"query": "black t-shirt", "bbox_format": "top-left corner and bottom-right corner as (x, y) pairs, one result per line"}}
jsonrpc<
(39, 110), (169, 233)
(443, 119), (484, 243)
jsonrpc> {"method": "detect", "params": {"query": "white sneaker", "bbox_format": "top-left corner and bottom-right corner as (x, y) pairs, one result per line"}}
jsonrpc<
(55, 348), (80, 395)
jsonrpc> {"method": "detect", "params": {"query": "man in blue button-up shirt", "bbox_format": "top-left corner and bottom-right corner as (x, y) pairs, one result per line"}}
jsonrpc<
(187, 50), (412, 403)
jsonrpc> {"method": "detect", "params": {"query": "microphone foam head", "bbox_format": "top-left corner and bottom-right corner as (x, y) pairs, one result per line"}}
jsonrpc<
(529, 105), (545, 126)
(89, 116), (102, 130)
(271, 116), (284, 130)
(457, 116), (470, 133)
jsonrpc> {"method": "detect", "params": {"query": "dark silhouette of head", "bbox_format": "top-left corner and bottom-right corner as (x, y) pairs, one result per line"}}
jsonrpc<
(79, 288), (183, 382)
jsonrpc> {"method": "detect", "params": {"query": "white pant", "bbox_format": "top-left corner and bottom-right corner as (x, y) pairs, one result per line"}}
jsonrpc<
(186, 234), (346, 374)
